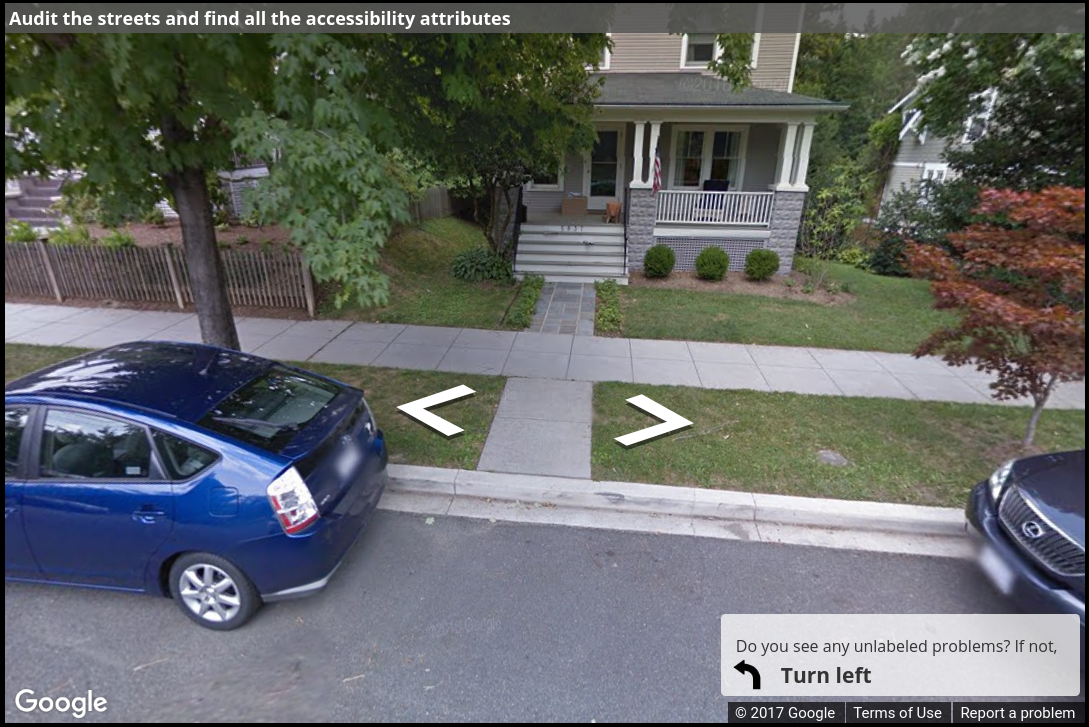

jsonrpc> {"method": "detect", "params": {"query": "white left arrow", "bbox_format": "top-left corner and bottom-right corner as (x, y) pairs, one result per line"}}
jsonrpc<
(615, 394), (693, 448)
(398, 385), (476, 437)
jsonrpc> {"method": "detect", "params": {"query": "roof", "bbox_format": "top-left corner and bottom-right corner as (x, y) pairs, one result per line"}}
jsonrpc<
(5, 341), (273, 423)
(591, 73), (848, 110)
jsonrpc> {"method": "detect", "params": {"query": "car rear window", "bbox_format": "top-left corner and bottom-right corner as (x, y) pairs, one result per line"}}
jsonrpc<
(199, 366), (341, 452)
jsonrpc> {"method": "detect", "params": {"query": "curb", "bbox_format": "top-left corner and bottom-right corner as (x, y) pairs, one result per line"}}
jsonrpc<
(385, 465), (967, 538)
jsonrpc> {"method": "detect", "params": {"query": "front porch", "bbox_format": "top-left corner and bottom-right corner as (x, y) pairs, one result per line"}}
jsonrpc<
(516, 74), (840, 281)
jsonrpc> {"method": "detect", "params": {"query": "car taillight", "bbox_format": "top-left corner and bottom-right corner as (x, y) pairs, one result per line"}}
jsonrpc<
(267, 467), (319, 534)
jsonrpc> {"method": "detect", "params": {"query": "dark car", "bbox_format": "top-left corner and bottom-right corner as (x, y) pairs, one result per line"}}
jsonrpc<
(966, 450), (1085, 644)
(5, 342), (388, 630)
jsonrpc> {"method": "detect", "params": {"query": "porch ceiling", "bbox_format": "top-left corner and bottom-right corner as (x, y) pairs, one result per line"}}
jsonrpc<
(590, 73), (848, 111)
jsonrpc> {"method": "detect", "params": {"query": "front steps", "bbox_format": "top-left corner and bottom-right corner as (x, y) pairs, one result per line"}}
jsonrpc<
(514, 221), (628, 283)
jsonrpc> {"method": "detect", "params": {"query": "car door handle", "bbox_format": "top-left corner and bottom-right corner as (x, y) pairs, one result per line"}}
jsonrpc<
(132, 508), (167, 524)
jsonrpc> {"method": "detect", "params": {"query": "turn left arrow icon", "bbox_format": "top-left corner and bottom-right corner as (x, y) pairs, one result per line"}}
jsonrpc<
(615, 394), (692, 448)
(398, 385), (476, 438)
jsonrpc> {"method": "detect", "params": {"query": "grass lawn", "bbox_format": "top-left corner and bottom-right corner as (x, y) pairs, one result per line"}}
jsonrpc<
(593, 382), (1085, 507)
(321, 217), (522, 329)
(620, 262), (954, 353)
(5, 344), (504, 471)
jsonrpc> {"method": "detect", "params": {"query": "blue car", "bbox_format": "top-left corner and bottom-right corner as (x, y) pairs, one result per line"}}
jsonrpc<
(5, 341), (388, 630)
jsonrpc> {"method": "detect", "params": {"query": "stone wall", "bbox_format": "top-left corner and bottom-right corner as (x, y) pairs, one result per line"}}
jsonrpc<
(625, 187), (656, 272)
(767, 189), (806, 274)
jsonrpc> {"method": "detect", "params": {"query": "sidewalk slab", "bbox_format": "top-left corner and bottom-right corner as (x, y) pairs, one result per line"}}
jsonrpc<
(687, 341), (754, 365)
(437, 346), (508, 375)
(694, 362), (769, 391)
(394, 325), (461, 347)
(372, 343), (447, 370)
(825, 369), (916, 400)
(566, 354), (633, 383)
(632, 358), (701, 387)
(502, 351), (569, 379)
(337, 322), (404, 343)
(496, 378), (592, 423)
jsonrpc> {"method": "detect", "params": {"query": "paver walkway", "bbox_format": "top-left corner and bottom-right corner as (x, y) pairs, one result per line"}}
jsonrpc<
(4, 302), (1084, 410)
(527, 282), (595, 336)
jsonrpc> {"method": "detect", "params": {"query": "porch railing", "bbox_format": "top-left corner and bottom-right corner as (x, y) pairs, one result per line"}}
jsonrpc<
(656, 190), (774, 226)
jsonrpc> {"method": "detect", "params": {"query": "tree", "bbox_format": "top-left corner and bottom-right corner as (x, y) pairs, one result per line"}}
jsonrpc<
(363, 34), (606, 259)
(5, 34), (275, 349)
(235, 35), (410, 309)
(903, 33), (1086, 191)
(906, 187), (1085, 448)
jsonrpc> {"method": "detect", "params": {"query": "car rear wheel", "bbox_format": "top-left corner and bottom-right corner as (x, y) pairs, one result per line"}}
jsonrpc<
(168, 553), (261, 631)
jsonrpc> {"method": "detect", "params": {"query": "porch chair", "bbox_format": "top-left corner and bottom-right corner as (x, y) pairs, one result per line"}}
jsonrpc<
(695, 179), (730, 222)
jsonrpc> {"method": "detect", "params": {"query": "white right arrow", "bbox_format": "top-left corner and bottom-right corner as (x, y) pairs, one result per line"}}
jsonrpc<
(398, 385), (476, 437)
(615, 394), (693, 448)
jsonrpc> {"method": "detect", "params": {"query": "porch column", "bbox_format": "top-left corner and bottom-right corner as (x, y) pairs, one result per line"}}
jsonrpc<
(647, 121), (662, 173)
(631, 120), (648, 188)
(791, 123), (815, 190)
(773, 122), (799, 189)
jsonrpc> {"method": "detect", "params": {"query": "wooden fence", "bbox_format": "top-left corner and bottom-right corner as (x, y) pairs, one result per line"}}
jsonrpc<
(409, 186), (453, 222)
(5, 242), (315, 316)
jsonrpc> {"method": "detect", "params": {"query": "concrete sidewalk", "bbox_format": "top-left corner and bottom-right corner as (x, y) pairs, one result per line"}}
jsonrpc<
(5, 302), (1084, 409)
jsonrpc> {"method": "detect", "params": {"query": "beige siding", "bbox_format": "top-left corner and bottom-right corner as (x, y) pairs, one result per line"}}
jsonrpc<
(743, 125), (779, 190)
(524, 151), (586, 214)
(750, 33), (798, 92)
(894, 133), (950, 165)
(608, 33), (686, 73)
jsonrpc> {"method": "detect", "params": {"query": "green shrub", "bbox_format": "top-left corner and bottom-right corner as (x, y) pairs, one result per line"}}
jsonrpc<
(142, 206), (167, 227)
(694, 246), (729, 281)
(5, 220), (40, 243)
(643, 244), (675, 278)
(868, 235), (909, 277)
(594, 279), (623, 333)
(101, 227), (138, 249)
(451, 246), (513, 282)
(835, 246), (870, 270)
(505, 274), (545, 328)
(52, 183), (101, 225)
(744, 248), (780, 281)
(49, 224), (94, 246)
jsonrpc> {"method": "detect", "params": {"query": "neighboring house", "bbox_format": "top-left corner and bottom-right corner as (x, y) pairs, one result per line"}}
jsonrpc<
(877, 86), (996, 213)
(516, 21), (847, 282)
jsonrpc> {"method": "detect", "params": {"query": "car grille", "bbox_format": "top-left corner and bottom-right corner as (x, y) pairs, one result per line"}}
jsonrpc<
(999, 486), (1085, 578)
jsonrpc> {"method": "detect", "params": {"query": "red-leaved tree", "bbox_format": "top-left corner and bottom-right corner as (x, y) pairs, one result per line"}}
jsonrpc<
(907, 187), (1085, 448)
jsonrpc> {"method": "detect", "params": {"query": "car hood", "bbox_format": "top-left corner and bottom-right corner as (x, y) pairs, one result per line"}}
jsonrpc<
(1014, 450), (1085, 548)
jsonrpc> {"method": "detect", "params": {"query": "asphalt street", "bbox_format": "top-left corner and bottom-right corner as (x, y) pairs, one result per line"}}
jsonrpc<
(4, 511), (1082, 722)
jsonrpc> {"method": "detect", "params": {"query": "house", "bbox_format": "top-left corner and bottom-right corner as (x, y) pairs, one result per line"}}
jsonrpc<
(514, 25), (847, 283)
(877, 86), (996, 213)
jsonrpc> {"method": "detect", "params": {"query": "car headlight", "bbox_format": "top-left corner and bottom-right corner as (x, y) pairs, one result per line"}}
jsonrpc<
(988, 459), (1015, 501)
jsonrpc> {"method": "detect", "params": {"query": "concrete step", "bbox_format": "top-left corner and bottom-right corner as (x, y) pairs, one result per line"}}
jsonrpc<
(517, 242), (624, 255)
(519, 232), (624, 245)
(517, 253), (624, 266)
(7, 214), (62, 227)
(515, 263), (627, 278)
(11, 200), (58, 214)
(516, 271), (628, 284)
(521, 223), (624, 236)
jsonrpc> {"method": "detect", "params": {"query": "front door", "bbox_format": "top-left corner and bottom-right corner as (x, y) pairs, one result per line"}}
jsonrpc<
(22, 407), (175, 590)
(585, 125), (626, 210)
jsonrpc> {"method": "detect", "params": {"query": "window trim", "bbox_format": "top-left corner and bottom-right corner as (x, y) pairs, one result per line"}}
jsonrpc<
(32, 406), (169, 484)
(750, 32), (761, 69)
(667, 124), (750, 191)
(680, 33), (722, 70)
(587, 32), (611, 71)
(526, 162), (566, 192)
(961, 88), (997, 144)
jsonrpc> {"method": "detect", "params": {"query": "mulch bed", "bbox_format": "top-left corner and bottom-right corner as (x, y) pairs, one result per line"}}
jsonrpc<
(628, 271), (855, 306)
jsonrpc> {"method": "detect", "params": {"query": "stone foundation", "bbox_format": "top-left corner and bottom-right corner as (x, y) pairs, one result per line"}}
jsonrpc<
(767, 189), (806, 274)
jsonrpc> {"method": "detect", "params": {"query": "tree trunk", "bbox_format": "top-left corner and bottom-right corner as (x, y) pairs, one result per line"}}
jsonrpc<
(166, 167), (240, 350)
(1022, 374), (1058, 450)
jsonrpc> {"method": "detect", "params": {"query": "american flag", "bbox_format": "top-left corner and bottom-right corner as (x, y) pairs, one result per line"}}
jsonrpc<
(652, 149), (662, 195)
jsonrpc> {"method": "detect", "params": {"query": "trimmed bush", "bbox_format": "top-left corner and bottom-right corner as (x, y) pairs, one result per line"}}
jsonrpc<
(643, 244), (675, 278)
(744, 248), (780, 281)
(695, 246), (729, 281)
(835, 246), (870, 270)
(505, 274), (545, 328)
(101, 227), (138, 249)
(142, 206), (167, 227)
(867, 235), (909, 277)
(451, 246), (513, 282)
(594, 279), (623, 333)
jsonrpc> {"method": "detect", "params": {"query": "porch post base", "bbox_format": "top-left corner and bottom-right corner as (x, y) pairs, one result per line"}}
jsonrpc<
(768, 189), (807, 274)
(626, 188), (656, 273)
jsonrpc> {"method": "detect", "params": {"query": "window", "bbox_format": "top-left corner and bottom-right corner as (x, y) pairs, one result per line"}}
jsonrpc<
(5, 407), (28, 477)
(681, 34), (721, 69)
(200, 366), (340, 453)
(587, 33), (611, 71)
(671, 128), (747, 190)
(40, 409), (153, 479)
(153, 430), (218, 480)
(919, 163), (949, 203)
(528, 165), (564, 191)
